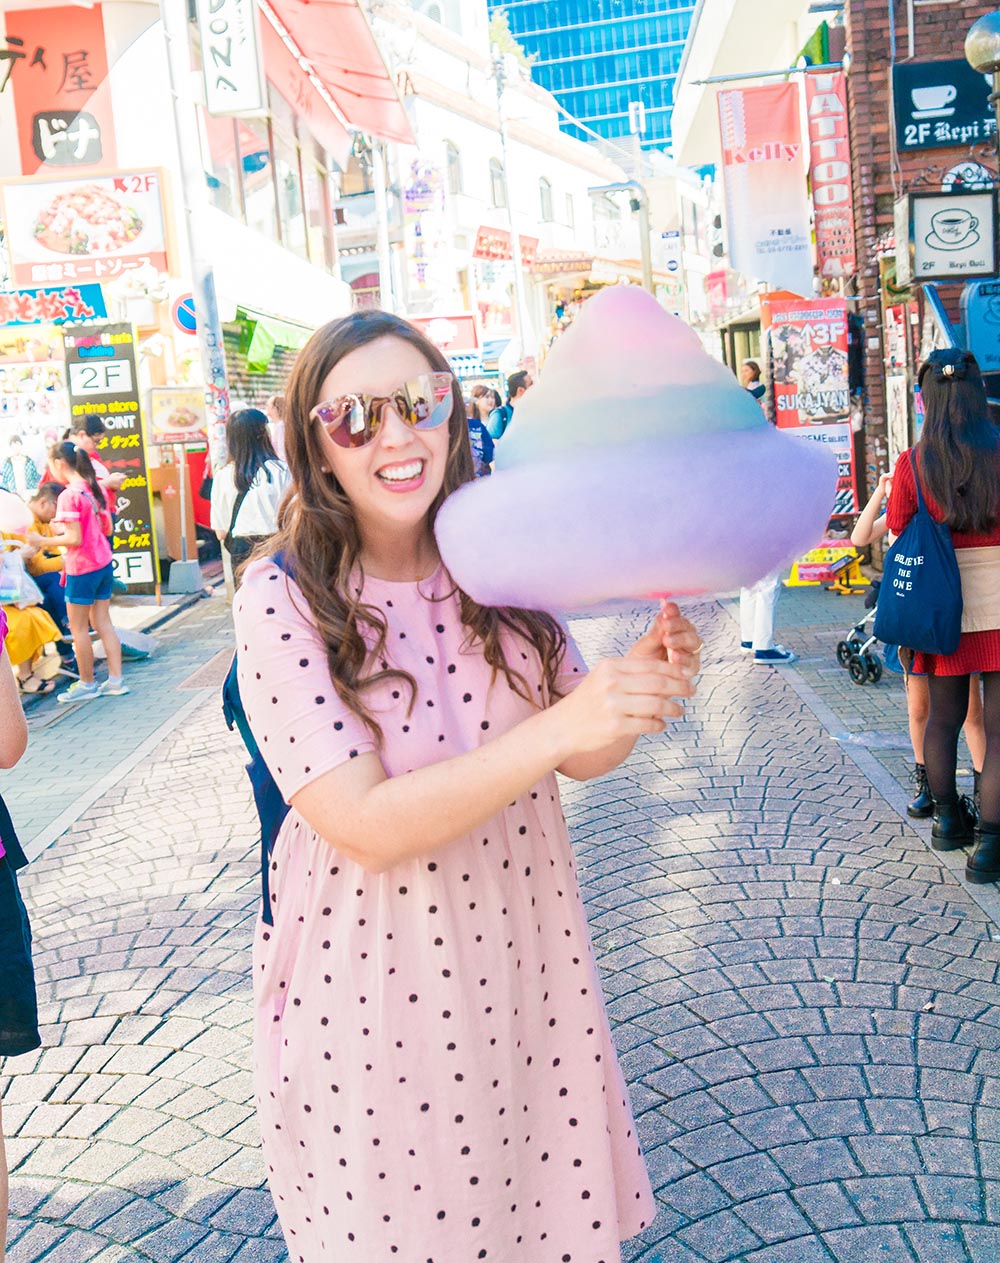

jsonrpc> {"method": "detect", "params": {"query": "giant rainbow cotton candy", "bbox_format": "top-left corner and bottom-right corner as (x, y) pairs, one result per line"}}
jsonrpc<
(435, 286), (837, 611)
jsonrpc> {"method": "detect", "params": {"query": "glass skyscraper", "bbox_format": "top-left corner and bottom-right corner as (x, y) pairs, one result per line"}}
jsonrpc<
(489, 1), (696, 151)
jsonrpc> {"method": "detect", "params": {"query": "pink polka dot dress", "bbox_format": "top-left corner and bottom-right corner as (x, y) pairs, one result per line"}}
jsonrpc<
(233, 558), (655, 1263)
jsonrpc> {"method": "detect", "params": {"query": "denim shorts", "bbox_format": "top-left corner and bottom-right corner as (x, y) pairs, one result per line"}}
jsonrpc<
(65, 561), (114, 605)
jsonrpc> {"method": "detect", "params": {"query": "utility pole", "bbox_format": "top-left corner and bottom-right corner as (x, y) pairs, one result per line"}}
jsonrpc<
(628, 100), (654, 295)
(371, 141), (396, 312)
(493, 48), (534, 360)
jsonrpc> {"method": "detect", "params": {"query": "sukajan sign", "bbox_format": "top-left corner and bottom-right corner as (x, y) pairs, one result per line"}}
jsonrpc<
(804, 71), (856, 280)
(195, 0), (266, 116)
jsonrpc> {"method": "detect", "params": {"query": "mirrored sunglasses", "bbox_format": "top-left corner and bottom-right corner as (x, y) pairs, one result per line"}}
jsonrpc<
(309, 371), (455, 449)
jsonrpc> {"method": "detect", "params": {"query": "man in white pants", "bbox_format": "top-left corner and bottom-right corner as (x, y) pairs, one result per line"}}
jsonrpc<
(740, 570), (796, 664)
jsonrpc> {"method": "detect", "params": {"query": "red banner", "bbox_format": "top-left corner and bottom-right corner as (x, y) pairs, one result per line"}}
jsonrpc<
(6, 5), (116, 176)
(472, 226), (538, 268)
(805, 71), (856, 280)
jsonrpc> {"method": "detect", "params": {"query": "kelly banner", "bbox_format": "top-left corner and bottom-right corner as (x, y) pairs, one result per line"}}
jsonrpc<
(805, 71), (857, 280)
(766, 296), (857, 517)
(62, 322), (158, 589)
(718, 81), (813, 296)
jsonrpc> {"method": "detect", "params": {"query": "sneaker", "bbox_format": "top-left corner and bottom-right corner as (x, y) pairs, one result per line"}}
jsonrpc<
(753, 645), (797, 665)
(99, 677), (130, 697)
(57, 679), (101, 705)
(740, 641), (753, 653)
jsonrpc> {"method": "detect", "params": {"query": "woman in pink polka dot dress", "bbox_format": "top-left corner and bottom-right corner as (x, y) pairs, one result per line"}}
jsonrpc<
(233, 312), (703, 1263)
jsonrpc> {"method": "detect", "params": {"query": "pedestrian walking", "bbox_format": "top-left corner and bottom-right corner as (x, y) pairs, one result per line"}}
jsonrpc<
(485, 369), (532, 440)
(740, 358), (766, 401)
(0, 606), (39, 1262)
(30, 442), (127, 703)
(739, 572), (796, 664)
(232, 309), (702, 1262)
(265, 394), (287, 461)
(465, 394), (494, 476)
(852, 473), (986, 817)
(210, 408), (289, 577)
(886, 349), (1000, 881)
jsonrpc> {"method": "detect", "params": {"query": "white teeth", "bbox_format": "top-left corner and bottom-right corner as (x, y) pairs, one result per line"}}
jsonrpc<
(378, 460), (423, 482)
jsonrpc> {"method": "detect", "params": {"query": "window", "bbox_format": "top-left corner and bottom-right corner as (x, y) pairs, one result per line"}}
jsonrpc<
(302, 141), (334, 270)
(239, 115), (279, 242)
(489, 158), (506, 209)
(565, 193), (575, 228)
(270, 87), (308, 261)
(445, 141), (462, 196)
(199, 111), (243, 220)
(539, 177), (553, 222)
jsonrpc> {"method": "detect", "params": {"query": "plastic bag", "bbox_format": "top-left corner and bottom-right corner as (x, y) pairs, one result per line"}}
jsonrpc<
(0, 549), (43, 608)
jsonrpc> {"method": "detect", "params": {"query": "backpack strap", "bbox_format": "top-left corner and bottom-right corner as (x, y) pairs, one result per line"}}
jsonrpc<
(910, 449), (928, 516)
(224, 486), (252, 553)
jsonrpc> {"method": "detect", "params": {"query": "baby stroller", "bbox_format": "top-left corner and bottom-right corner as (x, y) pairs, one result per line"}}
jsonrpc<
(835, 579), (885, 685)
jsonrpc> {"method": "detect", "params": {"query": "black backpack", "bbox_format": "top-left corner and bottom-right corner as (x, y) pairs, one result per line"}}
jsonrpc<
(222, 553), (292, 926)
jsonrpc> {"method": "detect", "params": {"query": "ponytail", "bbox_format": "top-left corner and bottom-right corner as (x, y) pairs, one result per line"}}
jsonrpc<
(53, 440), (106, 510)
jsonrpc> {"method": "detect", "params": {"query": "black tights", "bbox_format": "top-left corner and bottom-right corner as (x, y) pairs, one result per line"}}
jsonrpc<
(925, 672), (1000, 823)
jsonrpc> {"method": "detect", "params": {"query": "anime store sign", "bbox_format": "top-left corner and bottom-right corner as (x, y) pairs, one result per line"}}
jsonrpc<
(62, 322), (158, 591)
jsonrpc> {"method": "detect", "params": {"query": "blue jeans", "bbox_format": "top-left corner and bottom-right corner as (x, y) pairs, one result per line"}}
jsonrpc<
(32, 569), (69, 635)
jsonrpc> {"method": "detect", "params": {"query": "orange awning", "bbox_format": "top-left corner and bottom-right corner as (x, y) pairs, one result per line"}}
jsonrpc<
(266, 0), (414, 145)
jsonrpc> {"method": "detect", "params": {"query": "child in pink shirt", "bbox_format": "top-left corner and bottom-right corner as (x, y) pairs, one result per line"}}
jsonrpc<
(29, 442), (128, 703)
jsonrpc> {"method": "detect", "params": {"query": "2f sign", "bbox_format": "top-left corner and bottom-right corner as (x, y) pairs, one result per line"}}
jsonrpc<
(195, 0), (266, 116)
(68, 359), (133, 396)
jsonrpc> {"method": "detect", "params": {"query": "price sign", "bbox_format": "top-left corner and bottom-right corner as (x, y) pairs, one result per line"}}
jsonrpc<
(67, 358), (133, 396)
(62, 321), (158, 593)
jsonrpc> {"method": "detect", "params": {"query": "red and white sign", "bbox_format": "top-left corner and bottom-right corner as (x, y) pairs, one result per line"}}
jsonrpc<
(472, 226), (539, 268)
(2, 170), (171, 287)
(805, 71), (857, 280)
(409, 314), (479, 351)
(5, 4), (117, 176)
(718, 82), (813, 295)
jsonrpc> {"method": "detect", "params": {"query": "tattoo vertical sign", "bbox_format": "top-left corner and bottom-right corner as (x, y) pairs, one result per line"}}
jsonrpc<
(63, 322), (159, 591)
(3, 4), (117, 175)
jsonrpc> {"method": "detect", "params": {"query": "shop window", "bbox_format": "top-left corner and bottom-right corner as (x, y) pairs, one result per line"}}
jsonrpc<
(198, 110), (243, 220)
(445, 141), (462, 196)
(489, 158), (505, 209)
(539, 177), (553, 223)
(565, 193), (574, 229)
(239, 115), (279, 242)
(302, 142), (334, 271)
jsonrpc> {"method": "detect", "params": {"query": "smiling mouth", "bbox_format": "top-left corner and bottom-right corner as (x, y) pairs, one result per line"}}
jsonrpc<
(376, 459), (425, 485)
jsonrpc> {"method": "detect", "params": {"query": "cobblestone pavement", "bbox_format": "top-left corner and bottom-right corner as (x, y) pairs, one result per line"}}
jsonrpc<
(6, 588), (1000, 1261)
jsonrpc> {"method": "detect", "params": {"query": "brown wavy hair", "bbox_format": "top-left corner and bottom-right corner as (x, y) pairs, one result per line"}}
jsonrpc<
(268, 310), (566, 744)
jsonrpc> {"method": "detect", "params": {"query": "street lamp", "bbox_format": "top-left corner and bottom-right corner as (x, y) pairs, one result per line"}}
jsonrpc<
(966, 12), (1000, 165)
(587, 181), (654, 294)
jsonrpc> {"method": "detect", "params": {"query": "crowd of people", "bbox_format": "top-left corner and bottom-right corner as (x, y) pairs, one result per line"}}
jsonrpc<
(4, 322), (1000, 1263)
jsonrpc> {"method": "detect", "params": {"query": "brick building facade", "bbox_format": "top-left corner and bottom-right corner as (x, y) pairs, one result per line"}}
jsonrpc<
(844, 0), (997, 494)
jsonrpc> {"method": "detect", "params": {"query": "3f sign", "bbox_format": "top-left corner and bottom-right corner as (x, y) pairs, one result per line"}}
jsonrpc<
(68, 359), (133, 396)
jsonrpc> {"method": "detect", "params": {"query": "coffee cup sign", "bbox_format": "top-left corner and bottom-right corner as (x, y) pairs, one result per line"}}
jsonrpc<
(910, 84), (957, 117)
(905, 189), (997, 282)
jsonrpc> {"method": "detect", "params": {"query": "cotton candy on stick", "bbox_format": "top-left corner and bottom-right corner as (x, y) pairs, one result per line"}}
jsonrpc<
(436, 286), (837, 612)
(0, 490), (31, 534)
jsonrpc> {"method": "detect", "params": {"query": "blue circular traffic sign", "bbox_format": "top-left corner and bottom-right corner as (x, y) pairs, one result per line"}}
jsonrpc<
(172, 294), (197, 334)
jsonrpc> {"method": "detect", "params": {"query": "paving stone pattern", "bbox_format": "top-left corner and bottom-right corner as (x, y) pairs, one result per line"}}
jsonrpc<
(4, 591), (1000, 1261)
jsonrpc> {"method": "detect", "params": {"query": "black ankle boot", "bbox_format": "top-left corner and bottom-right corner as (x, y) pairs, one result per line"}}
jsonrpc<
(931, 797), (976, 851)
(966, 824), (1000, 884)
(907, 764), (933, 819)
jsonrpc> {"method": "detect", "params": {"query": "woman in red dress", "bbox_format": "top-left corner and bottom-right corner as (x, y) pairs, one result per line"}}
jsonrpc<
(886, 349), (1000, 882)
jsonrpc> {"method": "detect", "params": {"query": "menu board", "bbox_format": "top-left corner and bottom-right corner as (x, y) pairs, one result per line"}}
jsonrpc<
(62, 321), (157, 589)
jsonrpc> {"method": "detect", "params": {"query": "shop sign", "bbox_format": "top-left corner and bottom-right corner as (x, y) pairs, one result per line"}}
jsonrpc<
(705, 269), (728, 321)
(0, 324), (63, 364)
(804, 71), (856, 279)
(409, 314), (479, 351)
(892, 59), (995, 152)
(0, 283), (105, 327)
(194, 0), (265, 116)
(148, 387), (208, 446)
(962, 279), (1000, 373)
(767, 297), (850, 424)
(472, 226), (539, 268)
(403, 161), (450, 300)
(3, 4), (116, 175)
(2, 169), (172, 287)
(661, 229), (681, 274)
(62, 321), (157, 588)
(896, 189), (998, 284)
(717, 81), (813, 297)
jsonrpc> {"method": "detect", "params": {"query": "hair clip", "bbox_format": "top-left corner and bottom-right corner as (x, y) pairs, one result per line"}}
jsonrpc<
(923, 349), (970, 382)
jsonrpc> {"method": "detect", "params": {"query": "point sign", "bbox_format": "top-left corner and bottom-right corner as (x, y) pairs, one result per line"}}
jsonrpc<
(172, 294), (197, 335)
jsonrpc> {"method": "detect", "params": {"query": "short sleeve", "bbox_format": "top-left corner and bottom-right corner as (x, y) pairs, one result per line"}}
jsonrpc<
(54, 487), (82, 522)
(555, 628), (588, 697)
(885, 449), (917, 535)
(233, 559), (377, 802)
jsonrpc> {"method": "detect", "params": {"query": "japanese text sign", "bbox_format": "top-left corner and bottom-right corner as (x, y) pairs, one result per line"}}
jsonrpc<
(893, 59), (996, 152)
(0, 283), (105, 327)
(2, 170), (171, 287)
(717, 81), (814, 297)
(804, 71), (856, 280)
(62, 322), (157, 590)
(4, 5), (116, 175)
(195, 0), (266, 116)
